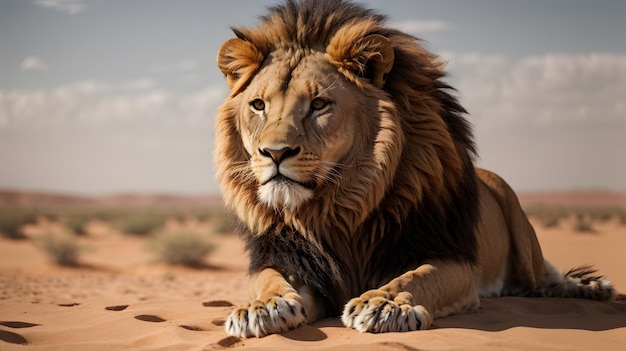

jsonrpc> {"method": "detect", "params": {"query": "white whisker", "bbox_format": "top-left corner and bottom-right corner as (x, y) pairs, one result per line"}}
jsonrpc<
(312, 161), (349, 186)
(227, 161), (256, 184)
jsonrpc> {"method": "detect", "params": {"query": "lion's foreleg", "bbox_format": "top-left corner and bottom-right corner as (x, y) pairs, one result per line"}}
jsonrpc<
(225, 268), (315, 338)
(342, 261), (478, 333)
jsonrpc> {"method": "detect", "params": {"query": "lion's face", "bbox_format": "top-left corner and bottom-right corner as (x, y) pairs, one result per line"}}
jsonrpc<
(235, 50), (370, 210)
(216, 29), (409, 233)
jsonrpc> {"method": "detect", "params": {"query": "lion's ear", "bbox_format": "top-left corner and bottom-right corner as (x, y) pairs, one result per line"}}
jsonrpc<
(217, 37), (264, 95)
(327, 33), (394, 88)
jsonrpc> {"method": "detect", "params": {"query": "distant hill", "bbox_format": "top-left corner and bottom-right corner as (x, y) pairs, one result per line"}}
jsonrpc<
(0, 190), (224, 209)
(517, 191), (626, 209)
(1, 189), (624, 210)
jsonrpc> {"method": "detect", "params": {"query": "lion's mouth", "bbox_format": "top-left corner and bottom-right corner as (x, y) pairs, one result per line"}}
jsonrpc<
(263, 174), (317, 190)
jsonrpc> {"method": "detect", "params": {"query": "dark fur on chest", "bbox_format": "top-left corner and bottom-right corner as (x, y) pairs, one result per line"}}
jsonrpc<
(243, 163), (479, 317)
(244, 225), (346, 315)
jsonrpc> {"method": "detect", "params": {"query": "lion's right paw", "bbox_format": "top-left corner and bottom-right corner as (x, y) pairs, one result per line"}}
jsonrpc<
(341, 295), (429, 333)
(224, 295), (307, 338)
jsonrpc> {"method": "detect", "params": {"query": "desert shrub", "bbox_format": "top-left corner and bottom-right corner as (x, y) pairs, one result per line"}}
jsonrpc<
(214, 213), (237, 234)
(584, 207), (621, 223)
(37, 209), (61, 221)
(191, 211), (213, 222)
(540, 215), (561, 228)
(573, 213), (595, 233)
(62, 212), (93, 235)
(590, 211), (613, 223)
(0, 209), (38, 239)
(165, 208), (225, 225)
(39, 233), (83, 266)
(86, 209), (122, 222)
(112, 211), (167, 235)
(195, 208), (229, 223)
(525, 206), (566, 229)
(149, 230), (216, 267)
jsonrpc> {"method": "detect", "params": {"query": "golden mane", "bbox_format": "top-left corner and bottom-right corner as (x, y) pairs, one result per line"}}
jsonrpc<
(215, 0), (479, 299)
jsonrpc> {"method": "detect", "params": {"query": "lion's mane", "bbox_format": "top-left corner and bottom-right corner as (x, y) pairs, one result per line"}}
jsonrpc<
(215, 0), (480, 315)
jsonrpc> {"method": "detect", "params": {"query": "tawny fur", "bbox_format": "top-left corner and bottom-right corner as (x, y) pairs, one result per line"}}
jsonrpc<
(215, 0), (616, 338)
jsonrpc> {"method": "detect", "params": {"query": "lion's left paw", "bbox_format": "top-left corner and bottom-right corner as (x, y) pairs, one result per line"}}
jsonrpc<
(341, 295), (429, 333)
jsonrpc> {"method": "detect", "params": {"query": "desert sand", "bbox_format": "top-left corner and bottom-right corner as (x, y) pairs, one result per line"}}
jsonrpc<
(1, 195), (626, 350)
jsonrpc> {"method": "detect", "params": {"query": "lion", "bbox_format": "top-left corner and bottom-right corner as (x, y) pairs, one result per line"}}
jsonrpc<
(214, 0), (616, 338)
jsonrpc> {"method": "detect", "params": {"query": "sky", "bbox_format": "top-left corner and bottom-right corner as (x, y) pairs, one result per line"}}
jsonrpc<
(0, 0), (625, 195)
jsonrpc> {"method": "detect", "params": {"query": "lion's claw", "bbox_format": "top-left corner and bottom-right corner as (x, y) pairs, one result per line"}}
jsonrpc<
(225, 296), (306, 338)
(342, 296), (429, 333)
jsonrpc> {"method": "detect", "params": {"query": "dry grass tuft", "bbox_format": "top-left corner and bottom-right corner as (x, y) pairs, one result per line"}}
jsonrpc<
(0, 209), (38, 239)
(38, 233), (84, 266)
(112, 211), (168, 236)
(149, 230), (216, 268)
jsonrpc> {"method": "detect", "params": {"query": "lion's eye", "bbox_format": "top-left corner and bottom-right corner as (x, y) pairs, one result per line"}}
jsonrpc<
(250, 98), (266, 111)
(310, 98), (328, 111)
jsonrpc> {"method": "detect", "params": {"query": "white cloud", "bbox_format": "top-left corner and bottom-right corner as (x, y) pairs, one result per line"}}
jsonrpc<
(442, 52), (626, 130)
(150, 59), (203, 85)
(35, 0), (87, 15)
(0, 79), (227, 128)
(20, 56), (49, 71)
(151, 59), (199, 74)
(0, 79), (229, 194)
(117, 79), (158, 91)
(439, 52), (626, 190)
(180, 86), (227, 124)
(391, 20), (450, 35)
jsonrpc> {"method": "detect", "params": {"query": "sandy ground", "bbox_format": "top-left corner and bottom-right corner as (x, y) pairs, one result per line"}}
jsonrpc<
(1, 215), (625, 351)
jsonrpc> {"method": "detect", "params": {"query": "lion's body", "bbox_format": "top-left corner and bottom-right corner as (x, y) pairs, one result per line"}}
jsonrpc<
(215, 0), (615, 338)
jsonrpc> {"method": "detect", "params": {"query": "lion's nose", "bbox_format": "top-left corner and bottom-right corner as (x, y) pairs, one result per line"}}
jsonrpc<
(259, 146), (301, 164)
